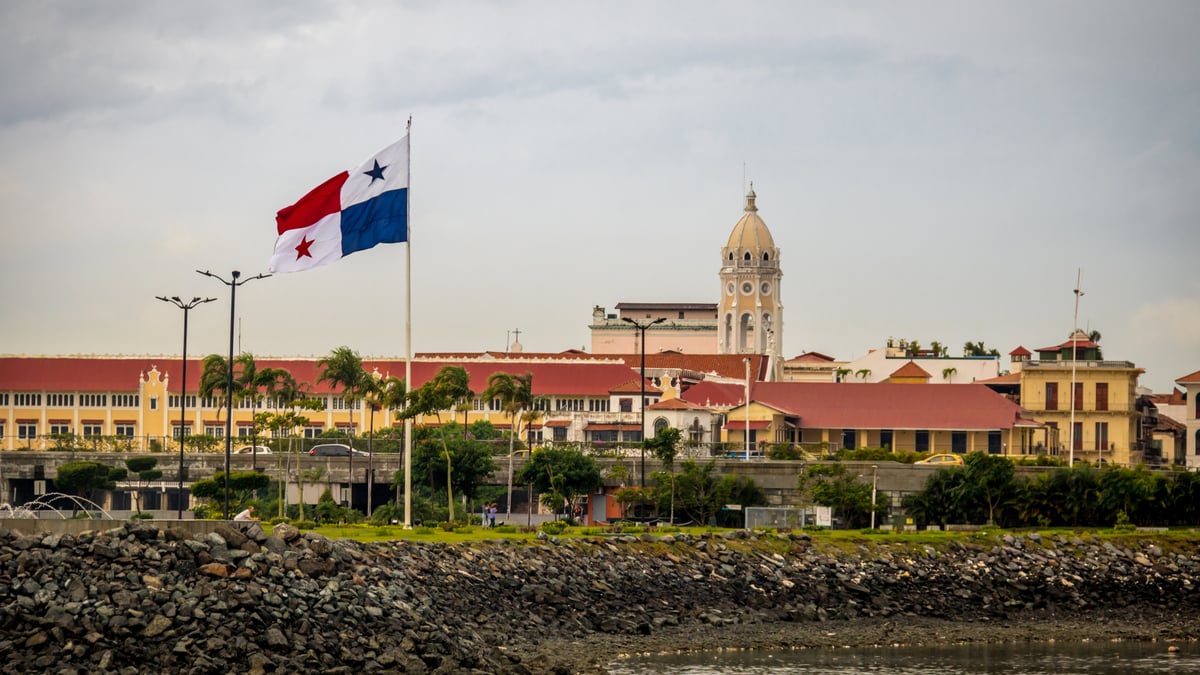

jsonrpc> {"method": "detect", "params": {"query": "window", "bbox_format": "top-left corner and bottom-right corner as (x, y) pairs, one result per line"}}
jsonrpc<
(1095, 422), (1108, 452)
(879, 430), (893, 451)
(80, 393), (107, 407)
(112, 394), (139, 407)
(14, 393), (42, 407)
(172, 425), (184, 440)
(988, 430), (1002, 454)
(47, 393), (75, 407)
(589, 399), (609, 412)
(841, 429), (857, 450)
(238, 427), (252, 437)
(1072, 422), (1083, 452)
(553, 427), (568, 442)
(49, 424), (71, 435)
(678, 311), (685, 319)
(591, 430), (619, 443)
(1073, 383), (1083, 411)
(205, 425), (225, 438)
(489, 397), (502, 411)
(200, 396), (220, 409)
(0, 393), (8, 406)
(951, 431), (967, 454)
(473, 398), (485, 411)
(1096, 383), (1109, 412)
(303, 426), (323, 438)
(115, 425), (135, 437)
(653, 418), (669, 435)
(619, 398), (633, 413)
(556, 398), (583, 412)
(168, 395), (197, 409)
(150, 397), (158, 411)
(915, 430), (930, 453)
(82, 424), (102, 437)
(623, 430), (643, 443)
(1045, 383), (1058, 411)
(18, 423), (37, 440)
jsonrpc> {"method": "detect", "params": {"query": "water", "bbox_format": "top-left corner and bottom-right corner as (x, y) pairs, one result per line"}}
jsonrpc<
(606, 641), (1199, 674)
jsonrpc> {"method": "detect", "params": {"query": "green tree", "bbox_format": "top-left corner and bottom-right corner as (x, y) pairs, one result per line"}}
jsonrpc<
(317, 346), (367, 436)
(515, 446), (602, 519)
(834, 368), (853, 382)
(410, 425), (497, 514)
(483, 371), (537, 517)
(854, 368), (871, 380)
(942, 367), (957, 383)
(963, 341), (1001, 357)
(399, 365), (474, 518)
(670, 459), (766, 526)
(124, 456), (162, 514)
(930, 341), (946, 358)
(646, 427), (681, 524)
(198, 354), (236, 422)
(190, 470), (271, 516)
(959, 452), (1015, 525)
(798, 463), (883, 529)
(55, 461), (127, 514)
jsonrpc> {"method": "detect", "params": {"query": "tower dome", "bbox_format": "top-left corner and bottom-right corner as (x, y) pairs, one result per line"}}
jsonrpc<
(724, 185), (776, 252)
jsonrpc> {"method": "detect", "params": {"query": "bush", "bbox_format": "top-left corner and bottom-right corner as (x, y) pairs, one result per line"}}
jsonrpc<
(130, 512), (153, 520)
(413, 526), (436, 535)
(293, 520), (317, 530)
(267, 516), (289, 525)
(492, 525), (518, 534)
(540, 520), (568, 535)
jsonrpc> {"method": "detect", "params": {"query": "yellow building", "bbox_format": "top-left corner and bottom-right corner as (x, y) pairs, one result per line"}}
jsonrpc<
(1017, 330), (1143, 465)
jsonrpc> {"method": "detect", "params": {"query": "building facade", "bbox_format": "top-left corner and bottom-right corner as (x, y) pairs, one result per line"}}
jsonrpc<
(1176, 369), (1200, 469)
(718, 186), (784, 379)
(1018, 331), (1143, 465)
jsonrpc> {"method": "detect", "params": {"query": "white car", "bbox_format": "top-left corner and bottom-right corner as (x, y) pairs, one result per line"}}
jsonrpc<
(235, 445), (272, 455)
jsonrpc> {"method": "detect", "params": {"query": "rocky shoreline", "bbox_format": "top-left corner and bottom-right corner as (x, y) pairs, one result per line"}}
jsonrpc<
(2, 523), (1199, 673)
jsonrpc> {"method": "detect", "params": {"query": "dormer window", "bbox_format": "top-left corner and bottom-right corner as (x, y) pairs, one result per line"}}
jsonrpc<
(762, 252), (770, 261)
(743, 252), (751, 261)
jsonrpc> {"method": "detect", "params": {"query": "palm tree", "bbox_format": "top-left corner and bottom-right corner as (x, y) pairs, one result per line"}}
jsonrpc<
(198, 354), (236, 423)
(317, 346), (366, 439)
(484, 371), (535, 517)
(855, 368), (871, 381)
(942, 367), (957, 383)
(399, 366), (474, 519)
(834, 368), (853, 383)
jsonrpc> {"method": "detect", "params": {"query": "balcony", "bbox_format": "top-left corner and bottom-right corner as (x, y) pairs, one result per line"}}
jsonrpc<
(1023, 360), (1137, 370)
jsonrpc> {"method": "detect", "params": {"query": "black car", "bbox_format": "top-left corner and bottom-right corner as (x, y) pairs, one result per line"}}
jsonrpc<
(309, 443), (367, 457)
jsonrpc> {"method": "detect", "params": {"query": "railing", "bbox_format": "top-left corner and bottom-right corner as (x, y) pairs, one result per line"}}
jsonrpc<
(1023, 360), (1137, 369)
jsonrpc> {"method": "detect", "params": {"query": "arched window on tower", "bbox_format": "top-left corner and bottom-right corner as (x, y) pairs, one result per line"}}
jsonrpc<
(763, 252), (770, 261)
(723, 314), (733, 352)
(727, 251), (734, 261)
(739, 313), (754, 352)
(743, 251), (752, 262)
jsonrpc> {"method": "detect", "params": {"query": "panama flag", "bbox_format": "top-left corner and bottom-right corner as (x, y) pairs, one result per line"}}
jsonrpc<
(270, 135), (409, 273)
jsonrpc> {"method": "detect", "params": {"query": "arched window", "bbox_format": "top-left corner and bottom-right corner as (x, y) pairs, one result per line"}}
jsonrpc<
(727, 251), (733, 261)
(653, 418), (669, 435)
(743, 251), (752, 261)
(763, 252), (770, 261)
(739, 313), (753, 352)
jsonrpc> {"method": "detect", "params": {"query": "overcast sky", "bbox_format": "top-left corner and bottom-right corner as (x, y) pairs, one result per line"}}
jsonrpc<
(1, 1), (1197, 392)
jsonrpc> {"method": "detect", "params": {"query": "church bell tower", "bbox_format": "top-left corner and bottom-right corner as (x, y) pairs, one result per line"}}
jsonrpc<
(718, 185), (783, 379)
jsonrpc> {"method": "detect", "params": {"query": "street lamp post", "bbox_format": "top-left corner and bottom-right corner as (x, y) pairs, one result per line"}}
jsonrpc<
(197, 269), (270, 519)
(870, 464), (879, 530)
(621, 316), (665, 489)
(156, 295), (216, 519)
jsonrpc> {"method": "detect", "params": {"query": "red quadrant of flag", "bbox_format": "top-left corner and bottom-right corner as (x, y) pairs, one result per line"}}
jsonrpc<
(276, 171), (349, 234)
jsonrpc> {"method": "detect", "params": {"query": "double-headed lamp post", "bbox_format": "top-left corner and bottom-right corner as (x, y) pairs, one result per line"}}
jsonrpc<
(156, 295), (216, 519)
(621, 316), (665, 489)
(197, 269), (270, 519)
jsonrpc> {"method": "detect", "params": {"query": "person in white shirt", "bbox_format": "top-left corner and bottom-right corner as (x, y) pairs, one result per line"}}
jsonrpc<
(234, 505), (257, 521)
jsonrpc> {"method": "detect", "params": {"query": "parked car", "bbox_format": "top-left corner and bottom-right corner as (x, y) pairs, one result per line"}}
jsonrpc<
(235, 445), (271, 455)
(309, 443), (368, 457)
(916, 453), (964, 466)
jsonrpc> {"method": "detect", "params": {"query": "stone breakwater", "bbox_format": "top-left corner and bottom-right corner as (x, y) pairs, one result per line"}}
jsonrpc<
(2, 523), (1199, 674)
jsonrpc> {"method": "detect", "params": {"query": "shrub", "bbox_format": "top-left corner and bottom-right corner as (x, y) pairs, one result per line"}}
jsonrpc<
(130, 512), (153, 520)
(267, 516), (289, 525)
(413, 526), (436, 535)
(492, 525), (518, 534)
(540, 520), (568, 535)
(293, 520), (317, 530)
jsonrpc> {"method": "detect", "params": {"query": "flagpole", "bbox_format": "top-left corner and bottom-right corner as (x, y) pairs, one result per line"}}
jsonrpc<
(403, 116), (414, 528)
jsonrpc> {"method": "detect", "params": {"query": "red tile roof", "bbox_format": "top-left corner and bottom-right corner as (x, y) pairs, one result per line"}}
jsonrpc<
(1037, 337), (1099, 352)
(1176, 369), (1200, 385)
(889, 361), (931, 379)
(608, 379), (661, 395)
(0, 356), (641, 398)
(743, 382), (1031, 430)
(607, 353), (770, 380)
(678, 380), (747, 407)
(787, 352), (835, 363)
(978, 372), (1021, 385)
(646, 398), (708, 411)
(1009, 346), (1031, 357)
